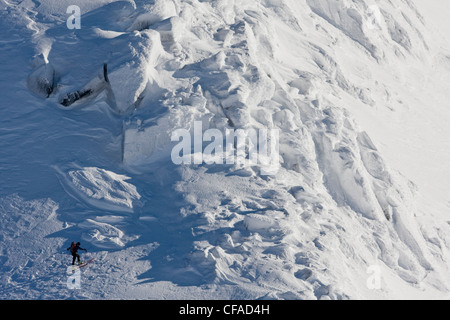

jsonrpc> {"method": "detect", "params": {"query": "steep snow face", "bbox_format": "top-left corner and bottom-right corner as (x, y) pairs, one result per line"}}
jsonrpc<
(1, 0), (450, 299)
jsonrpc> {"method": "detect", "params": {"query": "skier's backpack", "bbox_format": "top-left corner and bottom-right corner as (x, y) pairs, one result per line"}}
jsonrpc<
(70, 242), (77, 254)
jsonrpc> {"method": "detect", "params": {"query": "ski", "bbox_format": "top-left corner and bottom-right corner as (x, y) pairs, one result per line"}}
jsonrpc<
(78, 258), (95, 268)
(71, 258), (95, 270)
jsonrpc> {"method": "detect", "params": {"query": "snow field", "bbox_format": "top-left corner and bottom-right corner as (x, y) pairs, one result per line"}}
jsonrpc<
(1, 0), (450, 300)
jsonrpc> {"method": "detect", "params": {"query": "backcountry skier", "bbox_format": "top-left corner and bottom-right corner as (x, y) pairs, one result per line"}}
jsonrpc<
(67, 241), (87, 265)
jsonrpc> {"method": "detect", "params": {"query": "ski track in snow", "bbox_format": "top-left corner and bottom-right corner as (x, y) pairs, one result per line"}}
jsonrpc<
(1, 0), (450, 300)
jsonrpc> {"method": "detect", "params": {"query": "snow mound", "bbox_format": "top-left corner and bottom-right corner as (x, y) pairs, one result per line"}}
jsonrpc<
(78, 218), (126, 249)
(127, 0), (177, 32)
(27, 62), (56, 98)
(244, 213), (279, 232)
(107, 29), (167, 113)
(67, 167), (141, 213)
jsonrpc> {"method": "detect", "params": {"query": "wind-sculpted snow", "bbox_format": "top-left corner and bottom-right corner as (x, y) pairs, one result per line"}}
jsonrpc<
(27, 62), (56, 98)
(65, 167), (142, 212)
(305, 0), (427, 59)
(1, 0), (450, 300)
(306, 0), (380, 59)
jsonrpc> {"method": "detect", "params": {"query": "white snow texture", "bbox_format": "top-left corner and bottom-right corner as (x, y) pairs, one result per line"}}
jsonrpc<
(1, 0), (450, 300)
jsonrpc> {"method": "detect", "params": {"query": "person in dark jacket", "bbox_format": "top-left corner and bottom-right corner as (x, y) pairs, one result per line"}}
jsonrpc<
(67, 241), (87, 265)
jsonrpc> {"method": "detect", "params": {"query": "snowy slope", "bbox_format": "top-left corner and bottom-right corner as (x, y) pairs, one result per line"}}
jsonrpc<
(1, 0), (450, 300)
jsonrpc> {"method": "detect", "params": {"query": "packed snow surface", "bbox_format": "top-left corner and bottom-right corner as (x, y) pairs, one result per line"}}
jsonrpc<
(1, 0), (450, 299)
